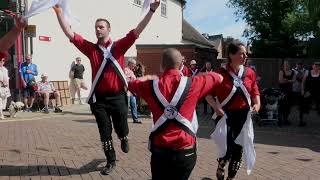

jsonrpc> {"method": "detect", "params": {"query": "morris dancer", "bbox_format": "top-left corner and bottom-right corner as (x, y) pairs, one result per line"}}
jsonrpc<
(0, 15), (26, 53)
(206, 41), (260, 180)
(53, 1), (160, 175)
(129, 48), (223, 180)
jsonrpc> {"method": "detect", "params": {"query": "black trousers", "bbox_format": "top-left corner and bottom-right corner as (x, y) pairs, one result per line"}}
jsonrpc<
(291, 92), (306, 121)
(278, 92), (293, 124)
(90, 91), (129, 142)
(219, 109), (248, 178)
(222, 109), (248, 159)
(151, 146), (197, 180)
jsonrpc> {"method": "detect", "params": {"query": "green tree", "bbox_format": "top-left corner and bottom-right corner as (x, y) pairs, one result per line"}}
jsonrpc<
(228, 0), (313, 57)
(306, 0), (320, 38)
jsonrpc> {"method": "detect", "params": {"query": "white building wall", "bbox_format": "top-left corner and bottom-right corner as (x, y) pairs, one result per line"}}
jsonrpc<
(26, 0), (183, 98)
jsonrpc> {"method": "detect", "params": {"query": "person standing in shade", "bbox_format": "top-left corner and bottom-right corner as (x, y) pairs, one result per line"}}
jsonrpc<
(189, 60), (199, 77)
(278, 60), (295, 126)
(302, 62), (320, 115)
(53, 1), (160, 175)
(19, 54), (38, 112)
(292, 62), (308, 126)
(201, 61), (214, 114)
(70, 57), (87, 104)
(125, 58), (141, 123)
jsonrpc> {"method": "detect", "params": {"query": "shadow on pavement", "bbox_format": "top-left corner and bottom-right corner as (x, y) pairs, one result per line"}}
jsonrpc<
(0, 159), (106, 176)
(196, 108), (320, 153)
(62, 111), (93, 116)
(73, 119), (96, 124)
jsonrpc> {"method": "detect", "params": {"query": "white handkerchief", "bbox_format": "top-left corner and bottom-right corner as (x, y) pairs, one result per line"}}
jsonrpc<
(142, 0), (155, 16)
(24, 0), (79, 26)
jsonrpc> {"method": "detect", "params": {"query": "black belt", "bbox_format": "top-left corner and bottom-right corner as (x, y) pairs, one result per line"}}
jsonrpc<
(95, 90), (126, 97)
(150, 144), (196, 154)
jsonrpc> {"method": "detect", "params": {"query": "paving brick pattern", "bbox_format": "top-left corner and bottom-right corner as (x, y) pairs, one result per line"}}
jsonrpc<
(0, 105), (319, 180)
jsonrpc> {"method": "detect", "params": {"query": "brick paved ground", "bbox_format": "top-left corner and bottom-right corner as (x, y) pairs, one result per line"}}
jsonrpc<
(0, 105), (319, 180)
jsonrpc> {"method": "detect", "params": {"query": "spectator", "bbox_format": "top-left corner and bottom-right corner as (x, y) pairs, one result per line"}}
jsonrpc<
(278, 60), (295, 126)
(0, 52), (11, 119)
(37, 73), (62, 113)
(302, 62), (320, 115)
(201, 61), (213, 73)
(19, 54), (38, 112)
(179, 56), (191, 76)
(292, 62), (308, 126)
(69, 61), (76, 103)
(189, 60), (199, 77)
(200, 61), (214, 114)
(125, 58), (141, 123)
(134, 63), (146, 113)
(134, 63), (145, 78)
(70, 57), (87, 104)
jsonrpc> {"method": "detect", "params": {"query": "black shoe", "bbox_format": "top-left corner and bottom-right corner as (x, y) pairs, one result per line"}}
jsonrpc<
(54, 107), (62, 113)
(133, 120), (142, 124)
(100, 163), (115, 175)
(121, 137), (129, 153)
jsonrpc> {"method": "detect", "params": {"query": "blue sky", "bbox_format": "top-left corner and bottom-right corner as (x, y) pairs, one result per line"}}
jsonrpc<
(184, 0), (247, 41)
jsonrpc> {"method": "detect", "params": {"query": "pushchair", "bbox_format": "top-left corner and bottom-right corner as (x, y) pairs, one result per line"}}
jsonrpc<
(255, 88), (284, 126)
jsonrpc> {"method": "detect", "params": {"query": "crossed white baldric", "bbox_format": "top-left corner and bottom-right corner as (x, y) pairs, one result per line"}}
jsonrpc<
(86, 42), (128, 104)
(211, 65), (256, 175)
(150, 76), (198, 136)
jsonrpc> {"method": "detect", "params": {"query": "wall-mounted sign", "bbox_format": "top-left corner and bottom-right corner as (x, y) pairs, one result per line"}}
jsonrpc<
(25, 25), (36, 37)
(39, 36), (51, 42)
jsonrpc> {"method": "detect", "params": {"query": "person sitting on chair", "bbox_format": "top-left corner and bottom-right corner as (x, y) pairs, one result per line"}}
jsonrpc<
(37, 73), (62, 113)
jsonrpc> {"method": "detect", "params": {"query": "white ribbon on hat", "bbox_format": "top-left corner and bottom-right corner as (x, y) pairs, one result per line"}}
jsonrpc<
(24, 0), (80, 26)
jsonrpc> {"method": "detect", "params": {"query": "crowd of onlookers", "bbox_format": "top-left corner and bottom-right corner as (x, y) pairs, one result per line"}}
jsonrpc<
(278, 61), (320, 127)
(19, 54), (62, 113)
(127, 57), (320, 127)
(3, 50), (320, 126)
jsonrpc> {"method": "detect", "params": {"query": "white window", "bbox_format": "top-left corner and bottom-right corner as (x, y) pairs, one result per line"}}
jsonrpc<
(134, 0), (142, 6)
(161, 0), (167, 17)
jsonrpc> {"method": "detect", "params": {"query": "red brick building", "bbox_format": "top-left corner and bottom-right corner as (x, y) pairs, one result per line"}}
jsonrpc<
(136, 19), (218, 75)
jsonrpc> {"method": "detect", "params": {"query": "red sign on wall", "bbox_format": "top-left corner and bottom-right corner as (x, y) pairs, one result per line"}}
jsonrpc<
(39, 36), (51, 42)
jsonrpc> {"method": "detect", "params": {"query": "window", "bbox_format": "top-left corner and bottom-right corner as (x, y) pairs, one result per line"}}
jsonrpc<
(134, 0), (142, 6)
(161, 0), (167, 17)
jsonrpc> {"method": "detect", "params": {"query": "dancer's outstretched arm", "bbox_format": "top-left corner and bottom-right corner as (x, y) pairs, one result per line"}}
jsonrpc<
(0, 16), (26, 52)
(133, 0), (160, 37)
(53, 6), (74, 40)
